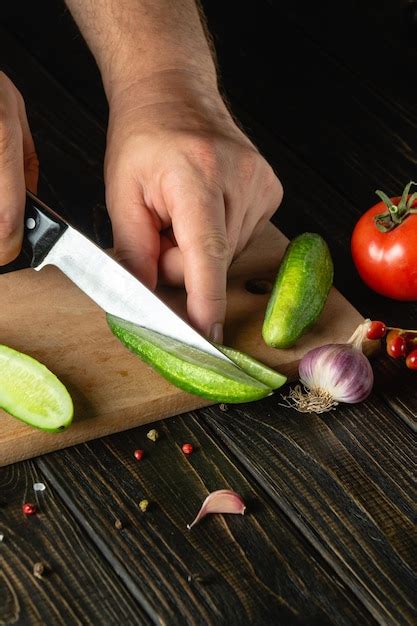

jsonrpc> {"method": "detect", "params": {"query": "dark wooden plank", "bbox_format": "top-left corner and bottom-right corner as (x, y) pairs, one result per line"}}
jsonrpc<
(0, 461), (151, 625)
(0, 11), (413, 621)
(36, 415), (375, 626)
(199, 396), (417, 626)
(202, 1), (417, 205)
(1, 1), (109, 124)
(271, 0), (417, 117)
(375, 359), (417, 433)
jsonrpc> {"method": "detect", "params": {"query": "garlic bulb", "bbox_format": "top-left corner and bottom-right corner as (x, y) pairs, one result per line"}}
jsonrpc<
(285, 321), (374, 413)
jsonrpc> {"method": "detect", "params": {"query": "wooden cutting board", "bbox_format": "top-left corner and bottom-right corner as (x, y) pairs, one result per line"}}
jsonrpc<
(0, 224), (367, 466)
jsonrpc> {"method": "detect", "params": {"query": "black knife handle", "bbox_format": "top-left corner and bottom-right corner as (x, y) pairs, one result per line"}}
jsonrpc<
(24, 191), (68, 267)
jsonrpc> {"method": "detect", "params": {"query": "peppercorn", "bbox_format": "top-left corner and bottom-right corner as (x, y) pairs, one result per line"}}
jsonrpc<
(146, 429), (159, 442)
(22, 503), (37, 516)
(138, 499), (149, 512)
(33, 562), (45, 579)
(181, 443), (193, 455)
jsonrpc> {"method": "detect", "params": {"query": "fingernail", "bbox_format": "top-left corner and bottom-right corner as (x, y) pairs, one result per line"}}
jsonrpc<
(210, 323), (223, 343)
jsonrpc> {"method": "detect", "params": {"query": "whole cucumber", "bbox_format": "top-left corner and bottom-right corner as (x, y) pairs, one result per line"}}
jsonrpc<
(262, 232), (333, 348)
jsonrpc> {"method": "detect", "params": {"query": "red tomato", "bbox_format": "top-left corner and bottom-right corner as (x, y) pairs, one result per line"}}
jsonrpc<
(351, 195), (417, 300)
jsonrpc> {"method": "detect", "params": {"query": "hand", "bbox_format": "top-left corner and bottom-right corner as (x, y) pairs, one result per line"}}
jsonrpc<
(0, 72), (39, 265)
(104, 71), (283, 342)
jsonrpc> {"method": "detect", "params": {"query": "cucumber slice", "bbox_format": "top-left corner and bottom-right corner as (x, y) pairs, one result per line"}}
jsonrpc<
(214, 343), (287, 389)
(0, 345), (73, 431)
(107, 314), (277, 403)
(262, 232), (334, 349)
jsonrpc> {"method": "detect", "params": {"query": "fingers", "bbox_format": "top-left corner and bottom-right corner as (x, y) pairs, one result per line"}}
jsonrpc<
(0, 73), (38, 265)
(160, 164), (283, 344)
(158, 239), (184, 286)
(106, 181), (161, 290)
(0, 73), (27, 265)
(170, 183), (228, 342)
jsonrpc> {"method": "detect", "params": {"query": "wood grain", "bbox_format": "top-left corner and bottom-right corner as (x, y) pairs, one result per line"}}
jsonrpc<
(0, 4), (415, 625)
(36, 415), (375, 626)
(0, 223), (369, 467)
(200, 397), (417, 625)
(0, 462), (150, 625)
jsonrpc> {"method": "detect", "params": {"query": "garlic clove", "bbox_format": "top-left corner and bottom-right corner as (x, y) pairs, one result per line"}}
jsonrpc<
(187, 490), (246, 529)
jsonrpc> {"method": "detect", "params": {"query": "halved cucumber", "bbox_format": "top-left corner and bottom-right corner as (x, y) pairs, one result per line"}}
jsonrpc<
(107, 314), (286, 403)
(0, 345), (73, 431)
(262, 232), (334, 348)
(214, 343), (287, 389)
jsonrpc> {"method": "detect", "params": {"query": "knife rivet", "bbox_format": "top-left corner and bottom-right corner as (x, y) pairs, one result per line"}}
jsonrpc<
(26, 217), (36, 230)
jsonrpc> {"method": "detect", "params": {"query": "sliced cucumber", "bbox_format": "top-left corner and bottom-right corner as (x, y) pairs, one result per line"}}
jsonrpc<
(214, 343), (287, 389)
(107, 314), (282, 403)
(0, 345), (73, 431)
(262, 232), (333, 348)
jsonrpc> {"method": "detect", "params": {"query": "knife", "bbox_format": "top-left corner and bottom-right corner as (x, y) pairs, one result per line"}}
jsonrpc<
(23, 191), (234, 364)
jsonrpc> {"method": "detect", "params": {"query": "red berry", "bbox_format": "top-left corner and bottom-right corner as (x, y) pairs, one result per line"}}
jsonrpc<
(366, 320), (387, 340)
(22, 503), (37, 516)
(181, 443), (193, 455)
(406, 349), (417, 370)
(134, 449), (144, 461)
(403, 331), (417, 354)
(386, 330), (407, 359)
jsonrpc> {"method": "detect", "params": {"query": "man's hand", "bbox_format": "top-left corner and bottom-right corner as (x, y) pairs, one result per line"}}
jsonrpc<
(65, 0), (283, 341)
(0, 72), (38, 265)
(105, 72), (283, 341)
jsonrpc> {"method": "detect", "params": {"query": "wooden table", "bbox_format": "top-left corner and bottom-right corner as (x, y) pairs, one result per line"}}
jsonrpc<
(1, 1), (416, 624)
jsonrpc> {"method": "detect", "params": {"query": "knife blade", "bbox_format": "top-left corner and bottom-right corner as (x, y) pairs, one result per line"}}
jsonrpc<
(23, 192), (234, 363)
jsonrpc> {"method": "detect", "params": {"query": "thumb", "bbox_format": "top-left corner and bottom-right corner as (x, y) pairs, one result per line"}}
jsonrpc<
(106, 182), (160, 290)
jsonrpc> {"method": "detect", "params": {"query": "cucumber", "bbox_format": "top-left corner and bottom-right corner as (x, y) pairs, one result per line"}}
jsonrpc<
(214, 343), (287, 389)
(107, 314), (286, 403)
(0, 345), (73, 431)
(262, 232), (333, 348)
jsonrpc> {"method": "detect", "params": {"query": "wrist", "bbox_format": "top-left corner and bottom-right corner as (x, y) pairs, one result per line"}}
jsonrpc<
(106, 63), (219, 107)
(106, 68), (230, 128)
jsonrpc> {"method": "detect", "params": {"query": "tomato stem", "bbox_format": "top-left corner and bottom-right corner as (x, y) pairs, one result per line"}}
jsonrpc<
(374, 181), (417, 232)
(386, 326), (417, 335)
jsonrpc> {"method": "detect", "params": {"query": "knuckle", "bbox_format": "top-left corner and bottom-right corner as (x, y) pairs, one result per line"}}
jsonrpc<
(200, 231), (229, 262)
(189, 287), (227, 304)
(238, 149), (260, 184)
(185, 135), (221, 177)
(269, 169), (284, 204)
(204, 292), (227, 305)
(261, 164), (284, 213)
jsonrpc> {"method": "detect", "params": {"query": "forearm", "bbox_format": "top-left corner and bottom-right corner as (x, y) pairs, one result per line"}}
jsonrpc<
(65, 0), (218, 101)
